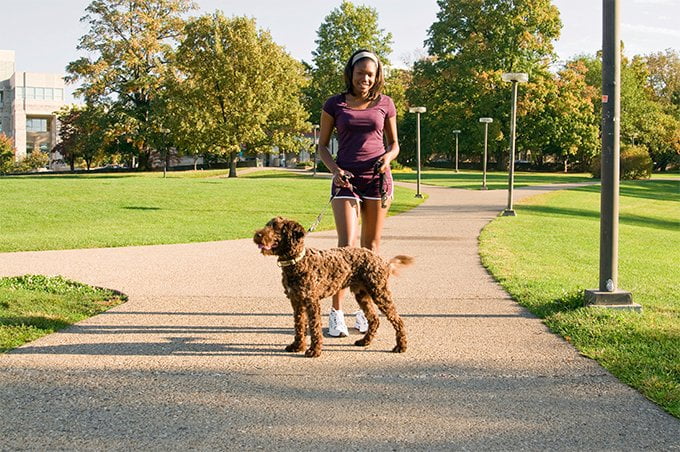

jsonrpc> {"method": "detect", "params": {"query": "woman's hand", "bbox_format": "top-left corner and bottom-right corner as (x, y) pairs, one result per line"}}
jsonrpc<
(332, 169), (353, 187)
(377, 158), (390, 174)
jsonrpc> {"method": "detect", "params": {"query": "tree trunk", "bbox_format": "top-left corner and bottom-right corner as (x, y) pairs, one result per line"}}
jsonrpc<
(564, 156), (568, 173)
(229, 151), (238, 178)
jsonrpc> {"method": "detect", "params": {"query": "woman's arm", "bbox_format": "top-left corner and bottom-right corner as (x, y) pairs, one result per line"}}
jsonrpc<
(318, 110), (352, 187)
(380, 114), (400, 173)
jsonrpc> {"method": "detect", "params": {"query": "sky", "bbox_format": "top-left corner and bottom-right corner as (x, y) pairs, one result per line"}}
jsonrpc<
(2, 0), (679, 103)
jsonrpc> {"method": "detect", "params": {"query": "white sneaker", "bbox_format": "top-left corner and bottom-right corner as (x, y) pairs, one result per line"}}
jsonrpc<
(328, 308), (349, 337)
(354, 310), (369, 333)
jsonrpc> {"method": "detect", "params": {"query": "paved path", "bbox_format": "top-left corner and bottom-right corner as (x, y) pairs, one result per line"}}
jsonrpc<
(1, 182), (678, 450)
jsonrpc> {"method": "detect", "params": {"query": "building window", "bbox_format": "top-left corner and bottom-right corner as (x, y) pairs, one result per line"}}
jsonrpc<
(25, 87), (35, 100)
(45, 88), (53, 100)
(40, 143), (49, 153)
(0, 90), (3, 105)
(55, 88), (63, 100)
(26, 118), (48, 132)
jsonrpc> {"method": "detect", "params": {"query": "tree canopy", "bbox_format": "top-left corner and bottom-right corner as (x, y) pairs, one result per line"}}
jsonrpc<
(66, 0), (196, 169)
(305, 1), (393, 123)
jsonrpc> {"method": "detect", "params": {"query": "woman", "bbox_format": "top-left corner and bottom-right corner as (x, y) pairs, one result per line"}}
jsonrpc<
(317, 49), (400, 337)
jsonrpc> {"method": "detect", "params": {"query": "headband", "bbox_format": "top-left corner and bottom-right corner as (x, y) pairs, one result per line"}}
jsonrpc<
(351, 51), (379, 67)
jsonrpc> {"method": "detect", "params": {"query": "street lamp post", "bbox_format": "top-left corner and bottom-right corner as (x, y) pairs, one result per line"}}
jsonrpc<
(409, 106), (427, 198)
(479, 118), (493, 190)
(585, 0), (638, 310)
(452, 129), (461, 173)
(501, 72), (529, 216)
(312, 124), (319, 176)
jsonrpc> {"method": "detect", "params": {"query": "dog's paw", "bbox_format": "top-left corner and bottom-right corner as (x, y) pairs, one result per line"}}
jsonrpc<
(354, 338), (370, 347)
(392, 344), (407, 353)
(285, 342), (305, 352)
(304, 348), (321, 358)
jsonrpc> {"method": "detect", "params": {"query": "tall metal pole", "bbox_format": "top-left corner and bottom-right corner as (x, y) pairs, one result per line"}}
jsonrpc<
(454, 131), (459, 173)
(600, 0), (620, 292)
(312, 125), (318, 176)
(483, 122), (489, 190)
(504, 80), (519, 215)
(416, 112), (422, 198)
(585, 0), (637, 309)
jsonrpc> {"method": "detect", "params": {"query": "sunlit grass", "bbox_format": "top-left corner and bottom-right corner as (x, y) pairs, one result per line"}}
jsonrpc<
(0, 170), (424, 252)
(0, 275), (126, 352)
(479, 180), (680, 417)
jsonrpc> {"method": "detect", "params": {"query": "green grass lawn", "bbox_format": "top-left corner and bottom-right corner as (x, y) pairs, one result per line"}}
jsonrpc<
(0, 169), (424, 253)
(0, 275), (126, 352)
(479, 179), (680, 417)
(393, 168), (595, 190)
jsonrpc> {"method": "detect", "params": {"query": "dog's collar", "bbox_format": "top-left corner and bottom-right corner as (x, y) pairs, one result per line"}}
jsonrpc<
(277, 248), (306, 268)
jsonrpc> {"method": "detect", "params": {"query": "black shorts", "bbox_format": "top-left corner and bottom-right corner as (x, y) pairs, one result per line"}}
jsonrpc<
(331, 168), (393, 202)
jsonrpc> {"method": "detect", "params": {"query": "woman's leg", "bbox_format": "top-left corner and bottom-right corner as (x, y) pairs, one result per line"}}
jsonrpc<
(331, 198), (359, 309)
(359, 198), (391, 253)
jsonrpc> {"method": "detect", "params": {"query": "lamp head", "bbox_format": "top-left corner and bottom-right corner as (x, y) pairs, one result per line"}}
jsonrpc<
(501, 72), (529, 83)
(408, 106), (427, 113)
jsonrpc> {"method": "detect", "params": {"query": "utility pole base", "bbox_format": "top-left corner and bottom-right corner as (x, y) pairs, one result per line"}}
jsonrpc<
(502, 209), (516, 216)
(415, 194), (423, 199)
(584, 289), (641, 312)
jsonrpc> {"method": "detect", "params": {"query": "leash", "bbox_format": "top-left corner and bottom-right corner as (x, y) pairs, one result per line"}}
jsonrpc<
(307, 157), (388, 233)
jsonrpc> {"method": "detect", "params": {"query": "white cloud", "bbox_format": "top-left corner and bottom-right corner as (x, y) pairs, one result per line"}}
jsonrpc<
(622, 23), (680, 38)
(633, 0), (672, 4)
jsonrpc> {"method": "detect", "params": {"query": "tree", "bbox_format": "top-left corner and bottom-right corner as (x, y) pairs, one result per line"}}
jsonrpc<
(426, 0), (561, 71)
(172, 13), (308, 177)
(53, 104), (110, 171)
(645, 49), (680, 118)
(306, 1), (393, 123)
(53, 105), (82, 171)
(409, 0), (562, 169)
(66, 0), (196, 170)
(525, 60), (599, 171)
(0, 133), (15, 174)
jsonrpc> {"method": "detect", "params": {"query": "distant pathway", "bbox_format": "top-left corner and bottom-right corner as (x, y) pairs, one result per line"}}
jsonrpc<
(1, 181), (678, 450)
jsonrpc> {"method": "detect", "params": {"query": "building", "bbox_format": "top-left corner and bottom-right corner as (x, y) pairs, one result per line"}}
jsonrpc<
(0, 50), (66, 167)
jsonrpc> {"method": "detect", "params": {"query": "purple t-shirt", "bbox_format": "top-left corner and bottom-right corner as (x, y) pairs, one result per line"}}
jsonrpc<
(323, 93), (397, 171)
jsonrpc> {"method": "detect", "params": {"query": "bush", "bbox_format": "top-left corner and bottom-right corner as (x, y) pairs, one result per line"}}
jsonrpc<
(0, 133), (15, 175)
(621, 145), (653, 180)
(590, 145), (653, 180)
(15, 152), (50, 173)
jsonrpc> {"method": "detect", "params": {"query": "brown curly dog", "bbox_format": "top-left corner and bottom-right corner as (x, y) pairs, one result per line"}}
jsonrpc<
(254, 216), (412, 358)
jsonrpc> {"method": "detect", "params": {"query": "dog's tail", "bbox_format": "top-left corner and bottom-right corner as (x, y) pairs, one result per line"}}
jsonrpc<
(388, 255), (414, 276)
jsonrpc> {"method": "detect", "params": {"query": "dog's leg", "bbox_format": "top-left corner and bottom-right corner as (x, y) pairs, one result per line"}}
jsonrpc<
(304, 300), (323, 358)
(285, 300), (307, 352)
(353, 289), (379, 347)
(370, 288), (407, 353)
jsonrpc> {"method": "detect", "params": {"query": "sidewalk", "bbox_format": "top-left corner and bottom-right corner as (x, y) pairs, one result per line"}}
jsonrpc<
(1, 182), (678, 450)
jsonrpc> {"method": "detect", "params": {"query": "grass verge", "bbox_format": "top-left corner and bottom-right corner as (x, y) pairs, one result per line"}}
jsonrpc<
(479, 180), (680, 417)
(0, 169), (424, 252)
(0, 275), (126, 352)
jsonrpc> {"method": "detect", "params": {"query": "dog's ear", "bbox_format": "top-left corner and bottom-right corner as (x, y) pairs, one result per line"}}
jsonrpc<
(281, 219), (306, 243)
(291, 221), (306, 240)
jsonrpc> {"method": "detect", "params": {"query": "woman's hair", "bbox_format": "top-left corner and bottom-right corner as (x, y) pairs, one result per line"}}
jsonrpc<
(343, 49), (385, 100)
